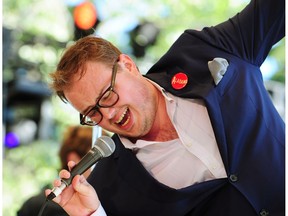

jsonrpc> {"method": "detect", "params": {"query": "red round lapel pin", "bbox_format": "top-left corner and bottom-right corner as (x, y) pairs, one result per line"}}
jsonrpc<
(171, 72), (188, 90)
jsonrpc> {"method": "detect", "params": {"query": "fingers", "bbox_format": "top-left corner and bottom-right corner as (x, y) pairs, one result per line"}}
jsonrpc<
(45, 188), (62, 204)
(46, 171), (99, 214)
(58, 160), (76, 179)
(67, 161), (76, 170)
(45, 189), (52, 197)
(59, 169), (70, 180)
(71, 175), (100, 211)
(45, 161), (81, 205)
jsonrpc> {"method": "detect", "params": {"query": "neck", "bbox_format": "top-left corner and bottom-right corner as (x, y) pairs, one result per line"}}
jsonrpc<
(139, 90), (178, 142)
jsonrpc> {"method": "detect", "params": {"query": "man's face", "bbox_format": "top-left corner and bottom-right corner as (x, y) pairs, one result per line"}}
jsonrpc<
(64, 55), (160, 140)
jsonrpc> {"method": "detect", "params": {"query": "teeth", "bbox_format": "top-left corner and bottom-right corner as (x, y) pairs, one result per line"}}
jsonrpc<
(116, 108), (128, 124)
(122, 115), (130, 127)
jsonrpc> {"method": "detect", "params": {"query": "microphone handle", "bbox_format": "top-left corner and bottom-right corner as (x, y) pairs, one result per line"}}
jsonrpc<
(62, 148), (102, 186)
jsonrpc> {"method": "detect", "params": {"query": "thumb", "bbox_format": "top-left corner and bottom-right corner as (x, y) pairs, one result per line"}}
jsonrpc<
(71, 175), (100, 211)
(72, 175), (94, 196)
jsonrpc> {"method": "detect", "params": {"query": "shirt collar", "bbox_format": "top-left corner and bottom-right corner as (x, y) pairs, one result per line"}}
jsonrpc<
(146, 78), (174, 102)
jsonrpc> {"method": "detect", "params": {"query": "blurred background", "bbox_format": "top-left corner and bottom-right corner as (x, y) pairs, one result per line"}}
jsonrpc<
(2, 0), (285, 215)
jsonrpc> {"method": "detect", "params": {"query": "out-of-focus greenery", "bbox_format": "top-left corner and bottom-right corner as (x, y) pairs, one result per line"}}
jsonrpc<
(268, 41), (285, 83)
(3, 140), (60, 216)
(2, 0), (285, 216)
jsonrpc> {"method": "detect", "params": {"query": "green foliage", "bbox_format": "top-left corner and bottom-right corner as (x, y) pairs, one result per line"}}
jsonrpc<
(3, 140), (60, 216)
(270, 39), (285, 83)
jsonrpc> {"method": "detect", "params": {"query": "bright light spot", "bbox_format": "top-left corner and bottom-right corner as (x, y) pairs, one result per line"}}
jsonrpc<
(12, 120), (38, 145)
(64, 0), (84, 7)
(74, 2), (97, 30)
(18, 45), (33, 60)
(5, 132), (20, 148)
(42, 47), (57, 65)
(260, 57), (278, 80)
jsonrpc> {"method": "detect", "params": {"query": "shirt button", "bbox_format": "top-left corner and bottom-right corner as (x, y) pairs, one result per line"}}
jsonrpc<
(186, 143), (192, 147)
(229, 174), (238, 182)
(259, 209), (269, 216)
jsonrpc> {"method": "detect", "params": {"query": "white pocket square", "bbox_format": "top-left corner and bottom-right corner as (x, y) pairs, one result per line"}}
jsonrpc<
(208, 57), (229, 85)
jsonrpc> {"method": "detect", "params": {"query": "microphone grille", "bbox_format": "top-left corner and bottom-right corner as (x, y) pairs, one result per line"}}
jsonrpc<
(94, 136), (116, 157)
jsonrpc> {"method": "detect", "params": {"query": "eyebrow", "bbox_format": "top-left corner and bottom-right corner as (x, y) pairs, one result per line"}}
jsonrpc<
(81, 106), (94, 115)
(80, 62), (115, 115)
(81, 82), (111, 115)
(80, 96), (98, 114)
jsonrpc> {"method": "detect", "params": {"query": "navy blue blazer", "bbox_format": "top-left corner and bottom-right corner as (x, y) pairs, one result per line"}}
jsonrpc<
(88, 0), (285, 215)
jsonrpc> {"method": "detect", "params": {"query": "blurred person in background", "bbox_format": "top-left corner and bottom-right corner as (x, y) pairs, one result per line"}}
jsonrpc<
(17, 125), (94, 216)
(47, 0), (285, 215)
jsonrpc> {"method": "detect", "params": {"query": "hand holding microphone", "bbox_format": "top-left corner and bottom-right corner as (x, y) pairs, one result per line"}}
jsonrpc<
(46, 136), (115, 201)
(46, 136), (115, 215)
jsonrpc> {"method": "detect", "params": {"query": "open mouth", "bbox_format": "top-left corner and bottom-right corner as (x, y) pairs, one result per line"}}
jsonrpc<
(115, 107), (130, 127)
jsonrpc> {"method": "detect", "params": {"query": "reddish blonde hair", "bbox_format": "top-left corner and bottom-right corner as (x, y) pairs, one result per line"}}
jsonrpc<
(50, 35), (121, 102)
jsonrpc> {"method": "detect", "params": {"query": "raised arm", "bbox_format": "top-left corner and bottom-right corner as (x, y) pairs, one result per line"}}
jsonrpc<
(188, 0), (285, 66)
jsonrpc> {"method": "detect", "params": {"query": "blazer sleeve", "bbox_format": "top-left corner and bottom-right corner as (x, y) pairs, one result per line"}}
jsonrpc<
(186, 0), (285, 66)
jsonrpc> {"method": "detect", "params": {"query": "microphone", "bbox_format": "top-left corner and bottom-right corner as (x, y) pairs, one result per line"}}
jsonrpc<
(47, 136), (115, 200)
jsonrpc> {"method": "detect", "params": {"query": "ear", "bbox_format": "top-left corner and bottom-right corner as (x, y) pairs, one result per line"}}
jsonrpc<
(118, 54), (139, 73)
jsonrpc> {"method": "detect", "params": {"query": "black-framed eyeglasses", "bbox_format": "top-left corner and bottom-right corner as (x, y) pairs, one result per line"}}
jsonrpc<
(79, 61), (119, 126)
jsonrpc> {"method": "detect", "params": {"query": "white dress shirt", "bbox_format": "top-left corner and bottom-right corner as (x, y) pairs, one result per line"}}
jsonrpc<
(121, 87), (227, 189)
(92, 84), (227, 216)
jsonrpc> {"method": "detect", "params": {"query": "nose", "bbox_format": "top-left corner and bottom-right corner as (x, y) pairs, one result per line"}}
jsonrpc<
(100, 107), (116, 120)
